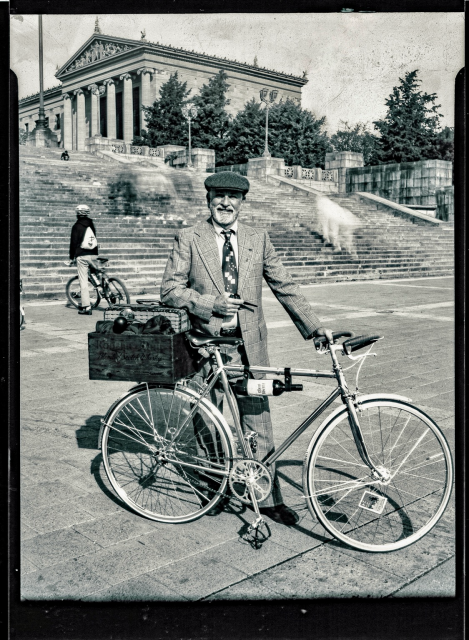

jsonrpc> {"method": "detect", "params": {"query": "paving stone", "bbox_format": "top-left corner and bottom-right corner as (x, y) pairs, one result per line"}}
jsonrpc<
(20, 522), (40, 541)
(21, 558), (110, 600)
(22, 500), (96, 534)
(390, 555), (456, 597)
(81, 573), (187, 601)
(247, 544), (404, 599)
(75, 491), (124, 517)
(22, 528), (101, 569)
(141, 553), (248, 600)
(72, 510), (157, 547)
(19, 558), (39, 575)
(198, 537), (294, 576)
(204, 573), (284, 601)
(21, 480), (90, 509)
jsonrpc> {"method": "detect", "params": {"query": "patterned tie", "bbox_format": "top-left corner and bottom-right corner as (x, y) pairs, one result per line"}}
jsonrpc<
(221, 230), (238, 295)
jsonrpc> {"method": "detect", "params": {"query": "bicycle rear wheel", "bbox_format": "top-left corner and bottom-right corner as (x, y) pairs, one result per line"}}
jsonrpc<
(66, 275), (100, 309)
(103, 277), (130, 306)
(100, 385), (234, 523)
(304, 398), (453, 552)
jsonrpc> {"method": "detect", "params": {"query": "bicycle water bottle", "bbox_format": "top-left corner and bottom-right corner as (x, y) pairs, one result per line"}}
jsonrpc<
(233, 379), (302, 397)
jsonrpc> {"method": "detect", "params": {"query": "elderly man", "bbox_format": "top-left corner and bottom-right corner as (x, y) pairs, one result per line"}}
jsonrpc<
(160, 172), (325, 525)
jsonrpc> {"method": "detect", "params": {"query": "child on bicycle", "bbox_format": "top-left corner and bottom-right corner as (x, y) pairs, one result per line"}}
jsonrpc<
(69, 204), (100, 315)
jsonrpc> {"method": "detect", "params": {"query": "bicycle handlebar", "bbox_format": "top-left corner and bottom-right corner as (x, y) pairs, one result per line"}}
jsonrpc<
(313, 330), (355, 349)
(342, 334), (383, 354)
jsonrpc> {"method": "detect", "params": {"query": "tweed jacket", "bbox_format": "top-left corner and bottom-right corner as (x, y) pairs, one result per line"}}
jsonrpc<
(160, 218), (322, 366)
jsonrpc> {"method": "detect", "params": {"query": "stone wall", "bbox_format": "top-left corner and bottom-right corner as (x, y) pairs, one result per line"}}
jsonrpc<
(346, 160), (453, 207)
(435, 185), (454, 221)
(325, 152), (364, 193)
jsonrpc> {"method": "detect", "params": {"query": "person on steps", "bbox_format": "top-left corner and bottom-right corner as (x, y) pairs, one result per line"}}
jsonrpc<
(61, 150), (70, 161)
(69, 204), (99, 315)
(160, 172), (328, 526)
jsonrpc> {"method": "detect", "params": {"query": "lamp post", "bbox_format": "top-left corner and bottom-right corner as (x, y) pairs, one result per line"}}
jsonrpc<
(182, 104), (198, 168)
(260, 88), (278, 157)
(36, 15), (46, 129)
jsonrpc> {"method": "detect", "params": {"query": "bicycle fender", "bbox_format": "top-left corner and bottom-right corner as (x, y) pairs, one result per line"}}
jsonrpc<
(303, 392), (413, 464)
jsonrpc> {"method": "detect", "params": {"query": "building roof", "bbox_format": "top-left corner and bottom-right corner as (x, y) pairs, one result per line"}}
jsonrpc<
(55, 33), (308, 86)
(19, 85), (63, 106)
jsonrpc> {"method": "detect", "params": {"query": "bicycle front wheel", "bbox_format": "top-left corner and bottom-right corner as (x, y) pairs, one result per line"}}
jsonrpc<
(65, 276), (100, 309)
(103, 277), (130, 306)
(304, 398), (453, 552)
(101, 385), (234, 523)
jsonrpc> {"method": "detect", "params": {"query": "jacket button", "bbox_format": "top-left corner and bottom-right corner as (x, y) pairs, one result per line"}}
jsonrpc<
(214, 331), (219, 336)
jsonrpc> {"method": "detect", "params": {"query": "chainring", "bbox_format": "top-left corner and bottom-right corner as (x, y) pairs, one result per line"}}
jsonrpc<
(228, 458), (272, 505)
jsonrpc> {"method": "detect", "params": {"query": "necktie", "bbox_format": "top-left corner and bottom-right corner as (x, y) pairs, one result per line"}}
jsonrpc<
(221, 230), (238, 296)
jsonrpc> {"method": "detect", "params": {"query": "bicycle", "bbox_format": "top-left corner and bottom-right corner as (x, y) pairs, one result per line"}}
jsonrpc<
(98, 329), (453, 553)
(66, 257), (130, 310)
(20, 279), (25, 329)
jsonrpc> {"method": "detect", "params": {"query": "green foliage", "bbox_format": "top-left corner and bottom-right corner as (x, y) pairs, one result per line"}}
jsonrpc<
(142, 72), (191, 147)
(19, 128), (28, 145)
(131, 130), (151, 146)
(330, 121), (380, 166)
(433, 126), (454, 163)
(221, 98), (331, 167)
(190, 71), (232, 158)
(373, 70), (445, 164)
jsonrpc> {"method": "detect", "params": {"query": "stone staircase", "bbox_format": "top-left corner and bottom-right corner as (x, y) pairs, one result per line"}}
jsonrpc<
(19, 146), (454, 298)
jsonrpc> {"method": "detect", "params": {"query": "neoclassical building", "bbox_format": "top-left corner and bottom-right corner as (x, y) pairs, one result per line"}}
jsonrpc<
(19, 24), (308, 150)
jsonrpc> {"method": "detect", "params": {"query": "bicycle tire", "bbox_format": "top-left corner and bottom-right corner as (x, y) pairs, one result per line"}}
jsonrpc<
(65, 275), (100, 309)
(102, 277), (130, 306)
(100, 385), (234, 523)
(304, 397), (453, 552)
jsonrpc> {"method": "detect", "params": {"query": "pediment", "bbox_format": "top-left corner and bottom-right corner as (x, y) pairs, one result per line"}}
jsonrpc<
(56, 36), (141, 77)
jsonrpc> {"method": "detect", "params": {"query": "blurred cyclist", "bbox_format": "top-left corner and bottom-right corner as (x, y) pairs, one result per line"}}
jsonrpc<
(69, 204), (100, 315)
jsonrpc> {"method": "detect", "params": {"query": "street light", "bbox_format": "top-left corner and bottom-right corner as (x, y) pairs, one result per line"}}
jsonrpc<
(260, 88), (278, 157)
(182, 104), (198, 168)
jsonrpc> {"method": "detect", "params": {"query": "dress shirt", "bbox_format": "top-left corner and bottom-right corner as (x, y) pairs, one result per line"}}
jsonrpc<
(212, 219), (239, 329)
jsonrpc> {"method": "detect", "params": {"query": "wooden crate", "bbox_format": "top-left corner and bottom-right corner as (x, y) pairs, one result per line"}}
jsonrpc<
(88, 331), (197, 383)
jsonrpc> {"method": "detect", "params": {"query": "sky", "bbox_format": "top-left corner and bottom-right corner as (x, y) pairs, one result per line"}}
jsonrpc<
(10, 12), (464, 134)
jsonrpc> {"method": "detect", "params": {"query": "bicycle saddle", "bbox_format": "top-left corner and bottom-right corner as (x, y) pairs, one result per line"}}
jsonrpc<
(187, 330), (244, 348)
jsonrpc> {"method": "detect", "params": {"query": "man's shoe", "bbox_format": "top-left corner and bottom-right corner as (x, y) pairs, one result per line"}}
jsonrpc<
(78, 308), (92, 315)
(259, 504), (299, 526)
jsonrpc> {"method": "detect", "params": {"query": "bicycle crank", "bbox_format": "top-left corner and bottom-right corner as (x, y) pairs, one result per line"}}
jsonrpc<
(228, 459), (272, 505)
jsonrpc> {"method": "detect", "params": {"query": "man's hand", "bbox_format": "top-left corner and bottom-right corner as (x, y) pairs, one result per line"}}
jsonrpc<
(312, 327), (334, 343)
(213, 292), (245, 317)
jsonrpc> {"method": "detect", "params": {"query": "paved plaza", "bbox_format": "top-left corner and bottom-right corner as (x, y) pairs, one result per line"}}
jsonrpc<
(18, 276), (456, 602)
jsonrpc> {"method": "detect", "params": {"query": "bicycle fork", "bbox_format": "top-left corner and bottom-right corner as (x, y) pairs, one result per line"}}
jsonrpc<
(330, 346), (389, 482)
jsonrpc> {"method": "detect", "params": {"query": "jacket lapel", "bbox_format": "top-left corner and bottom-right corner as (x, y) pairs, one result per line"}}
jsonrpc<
(194, 219), (225, 294)
(237, 223), (256, 294)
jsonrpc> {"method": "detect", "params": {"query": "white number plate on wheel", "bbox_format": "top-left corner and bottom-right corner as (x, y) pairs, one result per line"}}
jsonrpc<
(359, 491), (388, 514)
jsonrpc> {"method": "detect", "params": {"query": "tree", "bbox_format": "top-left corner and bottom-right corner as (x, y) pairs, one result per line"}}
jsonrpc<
(330, 121), (380, 166)
(373, 70), (445, 164)
(190, 71), (232, 158)
(19, 128), (28, 145)
(141, 72), (191, 147)
(221, 98), (331, 167)
(433, 126), (454, 163)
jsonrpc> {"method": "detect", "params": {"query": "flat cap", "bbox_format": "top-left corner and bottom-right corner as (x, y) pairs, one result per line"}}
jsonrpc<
(204, 171), (250, 194)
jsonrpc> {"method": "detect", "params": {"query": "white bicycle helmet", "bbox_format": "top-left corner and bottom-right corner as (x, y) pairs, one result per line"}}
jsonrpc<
(76, 204), (90, 216)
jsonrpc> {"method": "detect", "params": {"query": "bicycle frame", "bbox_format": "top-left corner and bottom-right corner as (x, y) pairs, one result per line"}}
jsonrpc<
(167, 342), (384, 480)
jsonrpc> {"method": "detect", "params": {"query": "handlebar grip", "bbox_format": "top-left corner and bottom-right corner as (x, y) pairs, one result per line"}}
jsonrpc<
(342, 334), (383, 355)
(313, 330), (355, 349)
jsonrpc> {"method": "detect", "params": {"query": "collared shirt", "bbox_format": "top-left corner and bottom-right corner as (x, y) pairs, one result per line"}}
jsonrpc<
(212, 219), (239, 329)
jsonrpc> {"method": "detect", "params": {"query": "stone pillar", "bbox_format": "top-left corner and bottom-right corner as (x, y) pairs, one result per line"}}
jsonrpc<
(63, 93), (73, 151)
(137, 67), (155, 131)
(74, 89), (86, 151)
(120, 73), (134, 143)
(104, 79), (116, 140)
(325, 151), (364, 193)
(87, 84), (99, 136)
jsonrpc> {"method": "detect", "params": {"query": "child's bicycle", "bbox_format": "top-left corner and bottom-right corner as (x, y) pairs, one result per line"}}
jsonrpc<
(20, 279), (25, 329)
(66, 257), (130, 309)
(98, 329), (453, 552)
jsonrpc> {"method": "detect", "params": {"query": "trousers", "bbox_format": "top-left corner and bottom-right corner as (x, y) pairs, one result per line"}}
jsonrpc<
(189, 341), (283, 508)
(76, 255), (100, 308)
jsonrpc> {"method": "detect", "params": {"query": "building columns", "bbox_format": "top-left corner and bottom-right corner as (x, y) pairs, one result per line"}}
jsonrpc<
(137, 67), (154, 131)
(74, 89), (86, 151)
(104, 79), (116, 140)
(120, 73), (134, 143)
(87, 84), (99, 136)
(63, 93), (73, 150)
